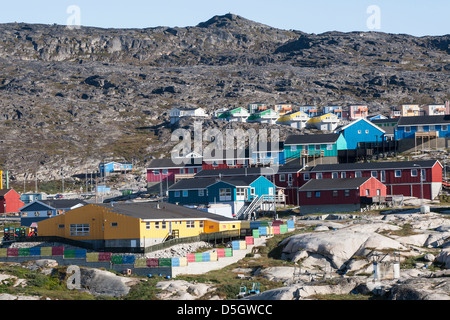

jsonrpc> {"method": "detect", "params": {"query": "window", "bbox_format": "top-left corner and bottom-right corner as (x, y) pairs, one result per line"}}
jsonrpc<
(358, 130), (361, 134)
(162, 169), (168, 175)
(442, 125), (448, 131)
(180, 168), (185, 174)
(417, 126), (423, 132)
(303, 173), (310, 181)
(70, 224), (89, 236)
(340, 172), (346, 178)
(174, 191), (180, 197)
(288, 174), (293, 185)
(306, 192), (312, 198)
(315, 191), (321, 198)
(327, 144), (333, 151)
(188, 168), (195, 174)
(199, 221), (204, 228)
(236, 188), (246, 197)
(146, 222), (151, 230)
(355, 171), (362, 178)
(111, 222), (118, 227)
(380, 171), (386, 182)
(154, 169), (160, 175)
(162, 221), (166, 229)
(198, 189), (204, 197)
(421, 169), (426, 181)
(250, 188), (255, 195)
(365, 189), (370, 196)
(47, 210), (52, 217)
(182, 190), (188, 197)
(365, 130), (369, 134)
(371, 171), (378, 178)
(291, 145), (297, 151)
(155, 222), (160, 229)
(279, 174), (285, 181)
(332, 172), (338, 179)
(315, 145), (321, 151)
(58, 224), (65, 229)
(186, 221), (195, 228)
(344, 190), (350, 197)
(377, 189), (381, 196)
(411, 169), (418, 177)
(34, 211), (40, 217)
(430, 125), (435, 131)
(316, 173), (323, 179)
(220, 188), (232, 201)
(395, 170), (401, 177)
(333, 190), (338, 197)
(405, 126), (411, 133)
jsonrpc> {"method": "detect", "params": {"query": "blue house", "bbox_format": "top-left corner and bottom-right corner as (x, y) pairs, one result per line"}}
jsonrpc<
(20, 193), (43, 204)
(250, 142), (285, 166)
(99, 161), (133, 176)
(395, 115), (450, 140)
(335, 118), (385, 150)
(19, 199), (88, 227)
(168, 176), (276, 217)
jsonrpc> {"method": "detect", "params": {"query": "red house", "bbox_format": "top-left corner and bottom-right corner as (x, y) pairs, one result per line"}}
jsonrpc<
(0, 189), (25, 214)
(301, 160), (442, 200)
(298, 177), (386, 214)
(146, 158), (203, 194)
(201, 149), (250, 170)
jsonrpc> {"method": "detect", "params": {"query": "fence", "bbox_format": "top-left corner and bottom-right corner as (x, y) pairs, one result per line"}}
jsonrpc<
(0, 220), (295, 275)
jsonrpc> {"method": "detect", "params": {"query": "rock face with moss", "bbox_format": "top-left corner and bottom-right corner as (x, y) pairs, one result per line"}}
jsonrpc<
(0, 14), (448, 181)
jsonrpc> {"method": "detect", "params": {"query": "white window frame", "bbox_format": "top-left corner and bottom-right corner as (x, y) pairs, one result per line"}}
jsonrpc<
(279, 174), (285, 182)
(411, 169), (418, 177)
(395, 170), (401, 178)
(70, 224), (90, 236)
(182, 190), (188, 197)
(371, 171), (378, 178)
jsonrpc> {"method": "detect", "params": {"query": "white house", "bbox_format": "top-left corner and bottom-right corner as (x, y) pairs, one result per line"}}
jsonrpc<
(169, 107), (208, 124)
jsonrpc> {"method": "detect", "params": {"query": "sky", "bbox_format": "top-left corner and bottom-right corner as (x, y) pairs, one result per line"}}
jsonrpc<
(0, 0), (448, 36)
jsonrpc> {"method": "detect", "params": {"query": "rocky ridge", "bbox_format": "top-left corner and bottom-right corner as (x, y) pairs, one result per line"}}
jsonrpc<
(0, 13), (448, 182)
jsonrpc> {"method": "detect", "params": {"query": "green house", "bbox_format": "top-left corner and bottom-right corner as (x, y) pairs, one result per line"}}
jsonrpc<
(284, 133), (347, 161)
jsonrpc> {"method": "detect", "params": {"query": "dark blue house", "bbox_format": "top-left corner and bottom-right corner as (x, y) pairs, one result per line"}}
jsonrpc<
(168, 175), (276, 216)
(395, 115), (450, 140)
(336, 118), (386, 149)
(19, 199), (88, 227)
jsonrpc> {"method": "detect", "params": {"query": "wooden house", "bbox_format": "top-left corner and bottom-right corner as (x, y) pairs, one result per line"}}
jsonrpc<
(169, 107), (208, 124)
(298, 177), (386, 214)
(19, 199), (87, 227)
(335, 118), (386, 150)
(323, 106), (344, 119)
(423, 104), (449, 116)
(168, 175), (276, 216)
(37, 202), (241, 250)
(276, 110), (309, 129)
(283, 133), (347, 166)
(301, 160), (442, 200)
(395, 115), (450, 141)
(99, 161), (132, 176)
(307, 113), (340, 131)
(348, 105), (368, 120)
(0, 189), (24, 215)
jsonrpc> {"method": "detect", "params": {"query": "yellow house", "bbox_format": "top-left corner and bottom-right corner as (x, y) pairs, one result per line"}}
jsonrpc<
(307, 113), (340, 131)
(37, 202), (241, 250)
(277, 111), (309, 129)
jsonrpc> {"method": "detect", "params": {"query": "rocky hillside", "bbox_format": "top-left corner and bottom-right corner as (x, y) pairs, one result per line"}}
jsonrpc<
(0, 13), (448, 183)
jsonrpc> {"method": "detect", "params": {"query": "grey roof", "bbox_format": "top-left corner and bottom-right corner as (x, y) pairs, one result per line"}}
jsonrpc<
(169, 175), (263, 190)
(147, 158), (202, 169)
(284, 133), (340, 145)
(309, 160), (440, 172)
(298, 177), (372, 191)
(40, 199), (88, 209)
(397, 115), (450, 126)
(96, 202), (236, 222)
(194, 167), (264, 178)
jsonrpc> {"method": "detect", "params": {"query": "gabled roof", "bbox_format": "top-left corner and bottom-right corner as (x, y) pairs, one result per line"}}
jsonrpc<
(96, 202), (236, 222)
(169, 175), (266, 190)
(194, 167), (266, 178)
(309, 159), (440, 172)
(397, 115), (450, 126)
(40, 199), (88, 209)
(337, 118), (385, 134)
(299, 177), (373, 191)
(147, 158), (202, 169)
(284, 133), (341, 145)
